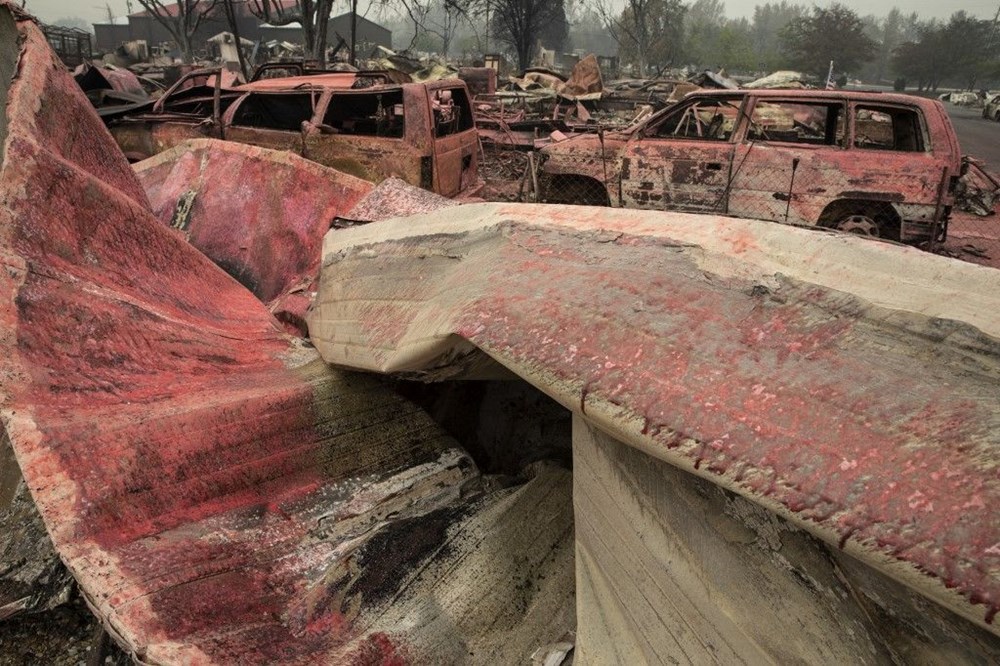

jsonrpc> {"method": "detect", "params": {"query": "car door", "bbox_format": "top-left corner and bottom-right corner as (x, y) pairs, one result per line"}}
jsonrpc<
(428, 84), (479, 197)
(302, 87), (412, 185)
(111, 72), (228, 161)
(223, 90), (316, 156)
(618, 95), (742, 213)
(727, 97), (848, 226)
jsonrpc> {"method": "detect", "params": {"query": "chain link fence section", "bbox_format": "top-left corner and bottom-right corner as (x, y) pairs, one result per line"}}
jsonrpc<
(479, 140), (530, 203)
(494, 148), (1000, 271)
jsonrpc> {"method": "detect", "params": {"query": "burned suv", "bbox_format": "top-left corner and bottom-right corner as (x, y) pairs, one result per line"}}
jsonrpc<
(539, 90), (963, 242)
(109, 70), (479, 198)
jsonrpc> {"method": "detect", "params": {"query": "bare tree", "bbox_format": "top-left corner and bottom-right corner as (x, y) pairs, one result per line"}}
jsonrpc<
(594, 0), (686, 76)
(248, 0), (335, 64)
(221, 0), (250, 79)
(412, 0), (474, 55)
(489, 0), (567, 71)
(135, 0), (221, 63)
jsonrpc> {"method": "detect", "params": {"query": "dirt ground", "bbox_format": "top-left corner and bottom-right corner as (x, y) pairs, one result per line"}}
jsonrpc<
(940, 210), (1000, 269)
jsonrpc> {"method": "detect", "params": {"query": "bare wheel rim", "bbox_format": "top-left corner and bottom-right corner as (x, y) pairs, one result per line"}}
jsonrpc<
(835, 214), (880, 237)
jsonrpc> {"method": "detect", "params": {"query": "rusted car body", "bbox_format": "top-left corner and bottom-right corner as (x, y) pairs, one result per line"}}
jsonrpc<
(540, 89), (962, 242)
(109, 70), (479, 197)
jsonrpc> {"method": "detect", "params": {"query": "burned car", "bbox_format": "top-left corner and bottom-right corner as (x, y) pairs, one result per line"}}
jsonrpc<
(539, 90), (963, 242)
(109, 71), (479, 197)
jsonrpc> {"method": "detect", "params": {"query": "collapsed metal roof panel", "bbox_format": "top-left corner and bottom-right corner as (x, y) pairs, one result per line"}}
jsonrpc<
(0, 5), (571, 662)
(307, 201), (1000, 634)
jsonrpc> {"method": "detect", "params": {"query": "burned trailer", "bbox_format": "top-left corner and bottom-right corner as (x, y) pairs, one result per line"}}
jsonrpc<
(539, 89), (963, 243)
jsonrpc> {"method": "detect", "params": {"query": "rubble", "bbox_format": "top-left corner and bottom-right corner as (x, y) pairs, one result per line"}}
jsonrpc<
(941, 91), (981, 106)
(956, 157), (1000, 216)
(134, 139), (374, 335)
(745, 70), (811, 89)
(73, 62), (158, 116)
(0, 434), (74, 620)
(345, 176), (459, 221)
(4, 0), (1000, 662)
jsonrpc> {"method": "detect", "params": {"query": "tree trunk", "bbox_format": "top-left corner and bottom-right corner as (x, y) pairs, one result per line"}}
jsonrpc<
(315, 5), (329, 65)
(180, 32), (194, 63)
(349, 0), (357, 66)
(223, 0), (250, 80)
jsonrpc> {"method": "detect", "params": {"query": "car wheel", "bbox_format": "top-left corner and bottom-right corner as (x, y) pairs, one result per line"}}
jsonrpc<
(834, 213), (882, 237)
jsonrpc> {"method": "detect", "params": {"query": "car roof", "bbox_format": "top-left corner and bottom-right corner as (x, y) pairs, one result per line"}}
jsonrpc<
(691, 88), (935, 108)
(236, 75), (468, 95)
(238, 72), (387, 91)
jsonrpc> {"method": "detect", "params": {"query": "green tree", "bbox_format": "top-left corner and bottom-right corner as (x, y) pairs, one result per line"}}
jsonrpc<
(779, 3), (875, 79)
(860, 7), (907, 84)
(749, 2), (806, 72)
(717, 21), (755, 72)
(683, 0), (725, 68)
(891, 12), (999, 91)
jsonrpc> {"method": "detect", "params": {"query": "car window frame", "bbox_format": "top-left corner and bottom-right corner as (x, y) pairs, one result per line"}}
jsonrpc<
(741, 96), (849, 149)
(848, 101), (932, 154)
(225, 89), (322, 132)
(640, 94), (746, 143)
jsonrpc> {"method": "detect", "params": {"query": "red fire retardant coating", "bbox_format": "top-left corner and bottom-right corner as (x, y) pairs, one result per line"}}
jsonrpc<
(136, 140), (374, 334)
(73, 63), (145, 95)
(0, 6), (461, 662)
(307, 203), (1000, 634)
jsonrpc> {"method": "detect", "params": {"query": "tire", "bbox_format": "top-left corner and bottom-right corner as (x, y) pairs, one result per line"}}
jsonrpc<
(820, 202), (901, 242)
(833, 212), (882, 236)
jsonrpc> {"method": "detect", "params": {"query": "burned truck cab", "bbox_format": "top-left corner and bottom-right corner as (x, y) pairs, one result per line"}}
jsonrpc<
(109, 71), (480, 198)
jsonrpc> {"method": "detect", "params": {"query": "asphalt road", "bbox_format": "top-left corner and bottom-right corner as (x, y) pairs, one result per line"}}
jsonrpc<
(945, 104), (1000, 170)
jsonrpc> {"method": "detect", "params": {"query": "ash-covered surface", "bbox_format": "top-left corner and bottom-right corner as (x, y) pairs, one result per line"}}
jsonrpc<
(0, 593), (128, 666)
(347, 177), (458, 222)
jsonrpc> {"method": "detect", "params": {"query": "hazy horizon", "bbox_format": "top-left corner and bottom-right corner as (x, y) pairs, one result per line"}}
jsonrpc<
(21, 0), (1000, 30)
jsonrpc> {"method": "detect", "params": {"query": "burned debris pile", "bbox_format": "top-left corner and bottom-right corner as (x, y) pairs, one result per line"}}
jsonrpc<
(2, 1), (1000, 664)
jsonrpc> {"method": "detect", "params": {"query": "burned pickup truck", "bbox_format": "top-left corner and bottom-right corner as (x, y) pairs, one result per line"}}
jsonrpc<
(539, 89), (962, 242)
(109, 70), (479, 197)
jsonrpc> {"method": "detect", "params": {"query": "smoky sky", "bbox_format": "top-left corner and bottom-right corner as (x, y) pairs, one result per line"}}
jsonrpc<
(20, 0), (1000, 30)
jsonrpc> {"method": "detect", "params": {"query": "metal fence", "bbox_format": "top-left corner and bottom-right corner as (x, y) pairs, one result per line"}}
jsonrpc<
(941, 161), (1000, 270)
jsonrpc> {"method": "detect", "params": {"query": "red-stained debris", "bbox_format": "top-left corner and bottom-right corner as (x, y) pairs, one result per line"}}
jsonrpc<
(0, 5), (573, 662)
(307, 202), (1000, 635)
(135, 139), (374, 335)
(345, 176), (458, 222)
(74, 62), (144, 95)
